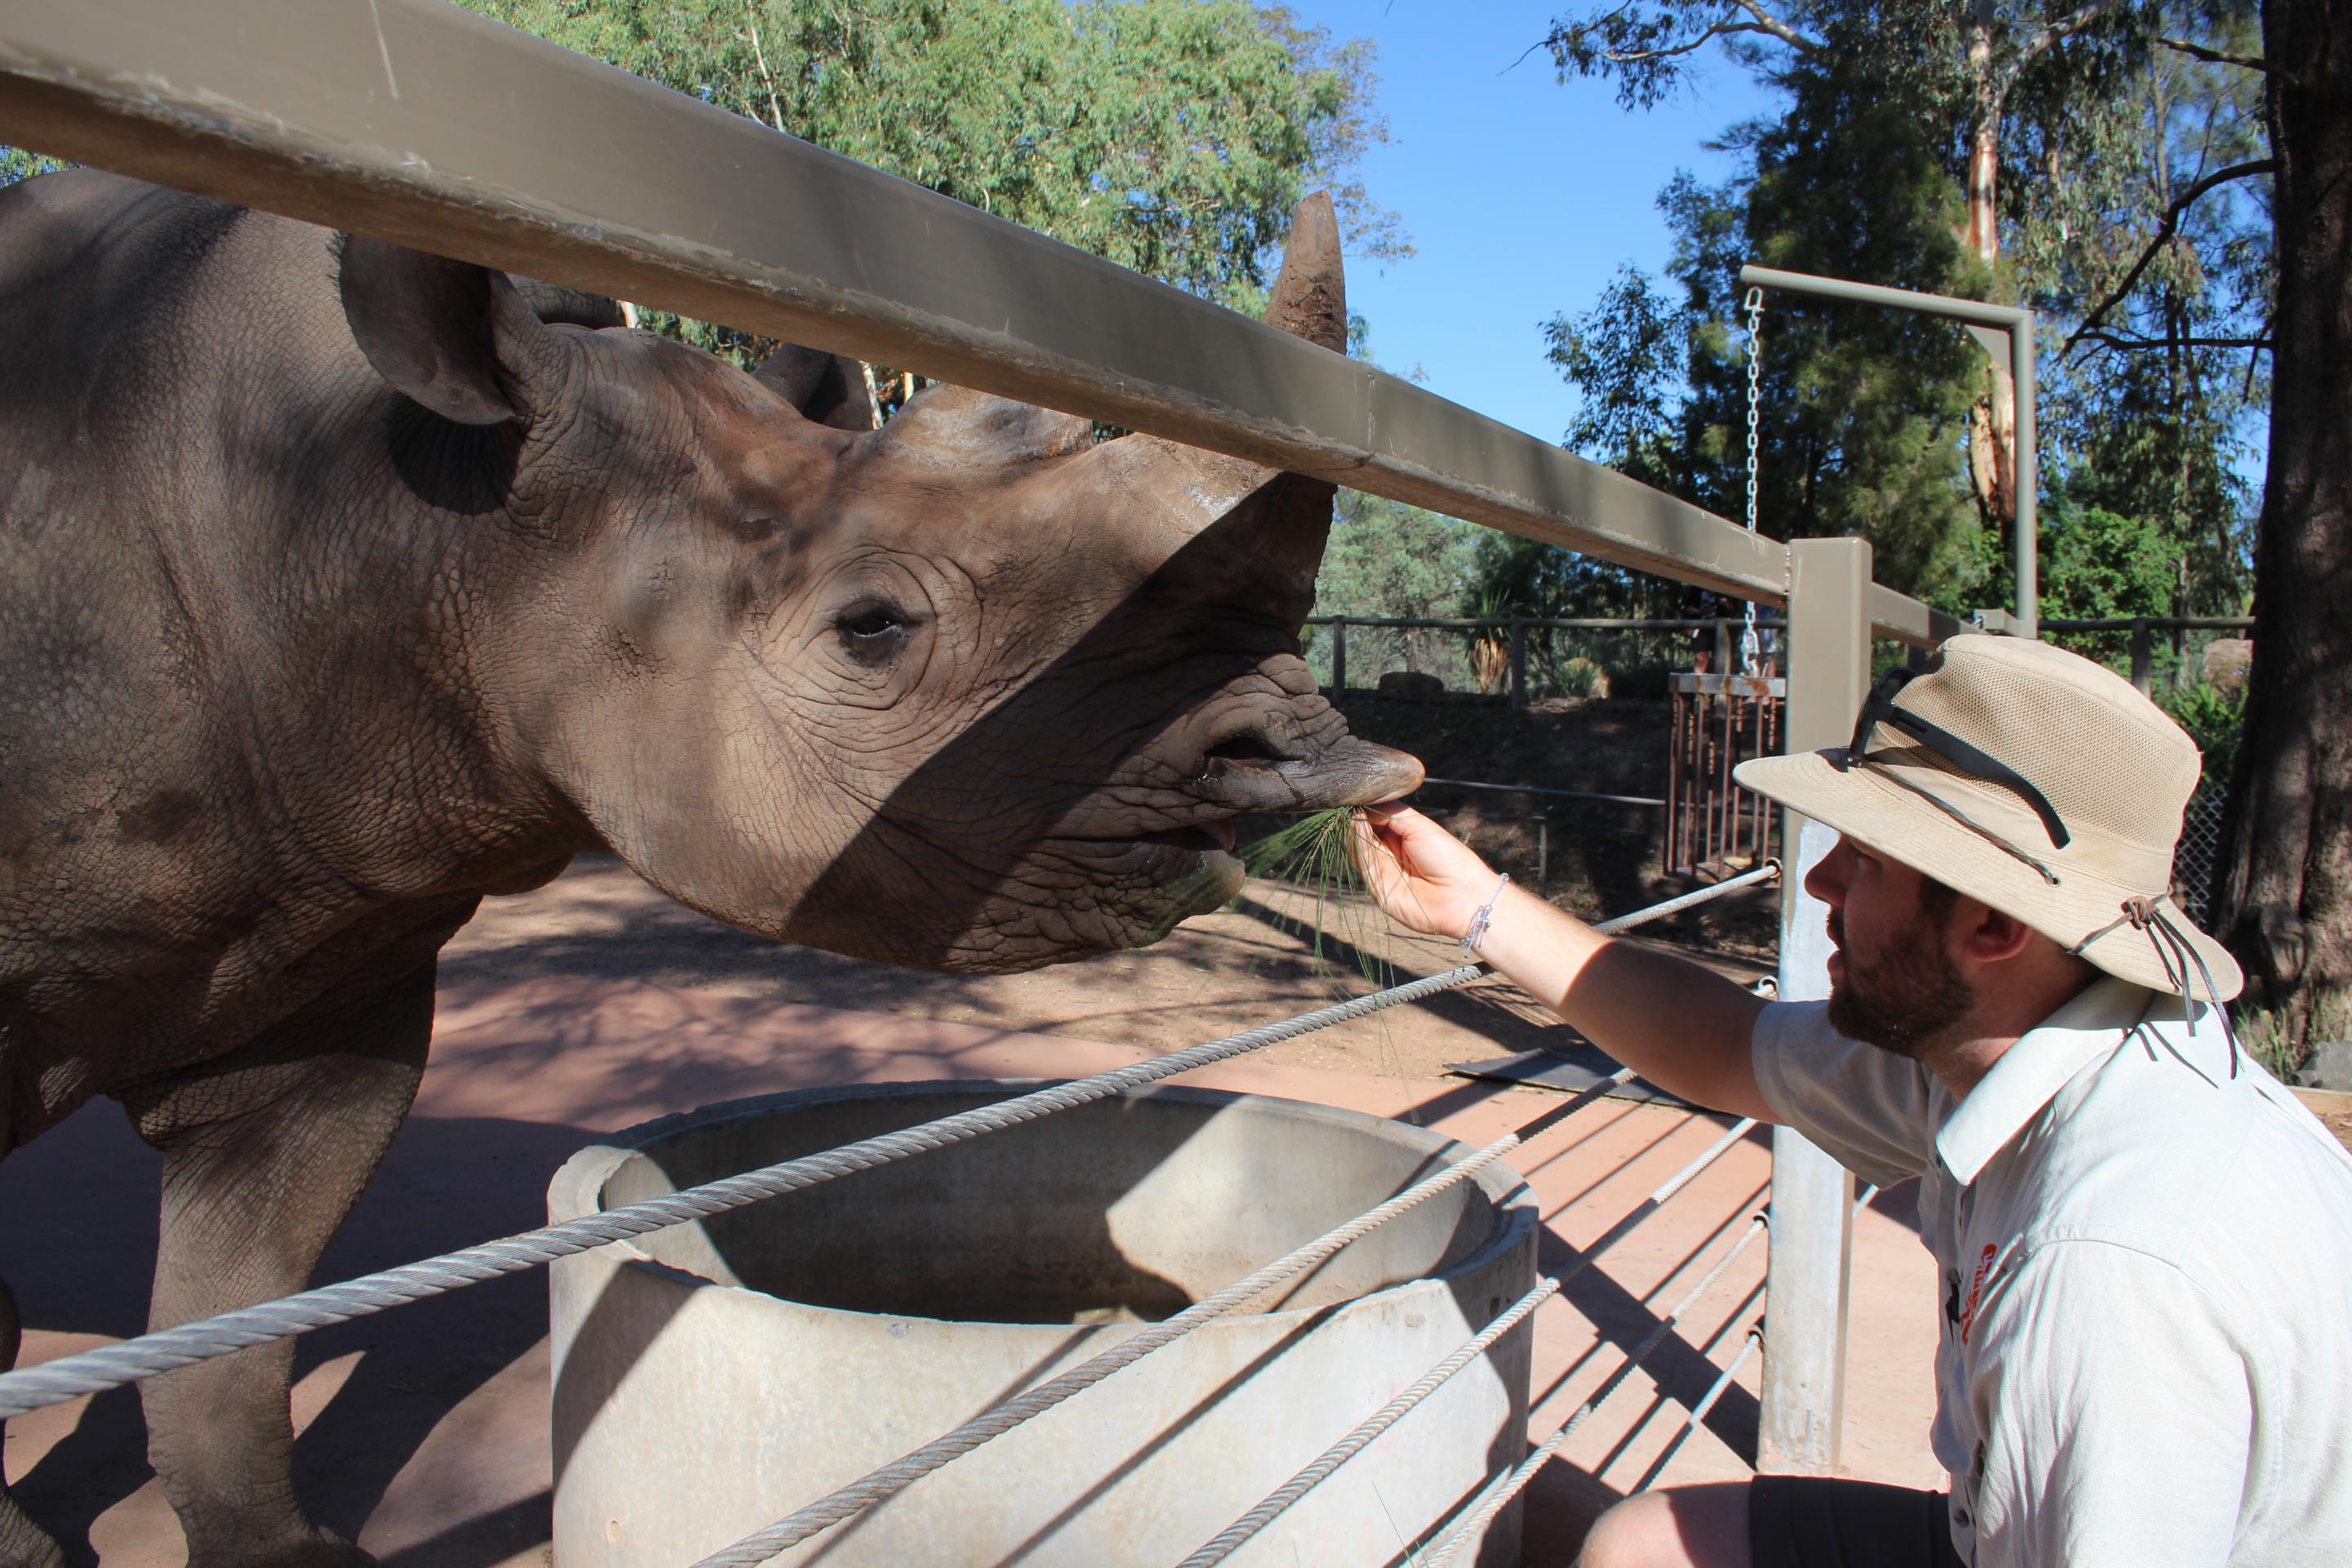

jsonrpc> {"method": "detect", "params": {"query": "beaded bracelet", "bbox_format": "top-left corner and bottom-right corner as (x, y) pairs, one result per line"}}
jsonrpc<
(1459, 872), (1511, 956)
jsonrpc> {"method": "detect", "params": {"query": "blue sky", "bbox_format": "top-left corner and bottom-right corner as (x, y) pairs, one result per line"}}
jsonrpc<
(1284, 2), (1782, 448)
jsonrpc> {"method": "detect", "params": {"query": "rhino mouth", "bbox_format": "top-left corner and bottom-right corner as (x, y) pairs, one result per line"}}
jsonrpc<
(1138, 821), (1240, 857)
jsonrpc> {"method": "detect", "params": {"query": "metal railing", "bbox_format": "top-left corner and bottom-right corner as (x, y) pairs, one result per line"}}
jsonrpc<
(0, 0), (1959, 651)
(0, 0), (1986, 1528)
(1976, 612), (2256, 695)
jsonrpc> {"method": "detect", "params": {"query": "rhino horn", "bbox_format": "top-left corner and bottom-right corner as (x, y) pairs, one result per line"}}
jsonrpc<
(1077, 192), (1348, 610)
(1263, 190), (1346, 353)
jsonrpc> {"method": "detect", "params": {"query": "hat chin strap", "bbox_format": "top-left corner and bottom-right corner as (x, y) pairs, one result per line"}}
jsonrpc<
(2070, 896), (2241, 1077)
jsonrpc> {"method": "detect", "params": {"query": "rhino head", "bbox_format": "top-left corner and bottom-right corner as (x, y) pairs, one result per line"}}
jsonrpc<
(337, 195), (1417, 973)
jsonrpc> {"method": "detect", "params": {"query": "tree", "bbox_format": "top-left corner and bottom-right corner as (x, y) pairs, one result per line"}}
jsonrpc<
(0, 145), (65, 187)
(1543, 42), (1987, 604)
(1538, 0), (2268, 571)
(461, 0), (1405, 365)
(1308, 490), (1483, 684)
(2209, 0), (2349, 1047)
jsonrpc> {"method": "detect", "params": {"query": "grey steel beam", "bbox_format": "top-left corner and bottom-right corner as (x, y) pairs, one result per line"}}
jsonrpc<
(0, 0), (1967, 643)
(1757, 536), (1870, 1477)
(1741, 265), (2034, 640)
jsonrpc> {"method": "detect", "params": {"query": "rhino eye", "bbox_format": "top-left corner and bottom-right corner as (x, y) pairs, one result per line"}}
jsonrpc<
(835, 602), (910, 663)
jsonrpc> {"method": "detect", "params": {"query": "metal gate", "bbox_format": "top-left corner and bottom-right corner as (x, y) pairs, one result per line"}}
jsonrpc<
(1665, 673), (1784, 879)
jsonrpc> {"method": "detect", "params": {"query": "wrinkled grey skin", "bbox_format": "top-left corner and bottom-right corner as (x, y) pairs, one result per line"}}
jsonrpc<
(0, 169), (1418, 1566)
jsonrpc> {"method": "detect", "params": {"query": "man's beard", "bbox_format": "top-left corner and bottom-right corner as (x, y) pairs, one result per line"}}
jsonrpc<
(1826, 907), (1976, 1058)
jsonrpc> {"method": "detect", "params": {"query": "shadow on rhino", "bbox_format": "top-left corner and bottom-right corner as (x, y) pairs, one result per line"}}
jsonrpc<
(0, 166), (1418, 1566)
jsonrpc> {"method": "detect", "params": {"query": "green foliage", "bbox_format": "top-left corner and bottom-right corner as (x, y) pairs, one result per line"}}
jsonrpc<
(1311, 490), (1480, 621)
(2231, 993), (2347, 1083)
(1958, 491), (2180, 656)
(1306, 491), (1481, 684)
(1552, 655), (1607, 698)
(1238, 808), (1388, 988)
(0, 146), (67, 188)
(1543, 263), (1686, 492)
(2157, 679), (2244, 792)
(1536, 0), (2264, 626)
(1544, 43), (1984, 604)
(460, 0), (1404, 314)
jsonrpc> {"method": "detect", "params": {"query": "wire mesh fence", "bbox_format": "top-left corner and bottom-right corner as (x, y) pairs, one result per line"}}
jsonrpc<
(2032, 617), (2252, 931)
(2173, 782), (2230, 928)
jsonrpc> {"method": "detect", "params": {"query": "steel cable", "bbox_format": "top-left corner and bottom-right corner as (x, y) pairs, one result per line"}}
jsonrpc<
(1428, 1172), (1766, 1563)
(689, 1129), (1533, 1567)
(0, 862), (1775, 1424)
(1181, 1129), (1765, 1566)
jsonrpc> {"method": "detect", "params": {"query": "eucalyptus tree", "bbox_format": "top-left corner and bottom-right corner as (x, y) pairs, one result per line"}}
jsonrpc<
(2209, 0), (2350, 1049)
(1538, 0), (2269, 574)
(462, 0), (1405, 381)
(1540, 39), (1987, 606)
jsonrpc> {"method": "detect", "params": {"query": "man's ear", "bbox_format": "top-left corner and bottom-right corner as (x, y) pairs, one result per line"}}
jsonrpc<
(1958, 900), (2038, 968)
(337, 234), (560, 425)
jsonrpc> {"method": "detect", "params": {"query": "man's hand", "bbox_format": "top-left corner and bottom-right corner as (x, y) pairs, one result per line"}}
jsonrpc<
(1349, 804), (1502, 942)
(1350, 801), (1775, 1122)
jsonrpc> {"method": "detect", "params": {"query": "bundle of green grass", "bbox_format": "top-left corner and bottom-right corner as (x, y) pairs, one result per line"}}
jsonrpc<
(1236, 807), (1392, 989)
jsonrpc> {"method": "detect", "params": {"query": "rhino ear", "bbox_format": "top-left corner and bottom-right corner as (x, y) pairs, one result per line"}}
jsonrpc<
(753, 345), (879, 431)
(880, 382), (1094, 465)
(337, 234), (557, 426)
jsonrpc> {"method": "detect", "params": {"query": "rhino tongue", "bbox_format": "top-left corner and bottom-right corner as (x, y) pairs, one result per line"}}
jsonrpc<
(1187, 737), (1424, 813)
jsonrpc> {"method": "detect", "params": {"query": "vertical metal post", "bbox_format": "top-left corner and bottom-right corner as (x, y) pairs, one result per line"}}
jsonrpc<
(1666, 684), (1687, 875)
(2129, 617), (2152, 695)
(1758, 537), (1870, 1477)
(1716, 686), (1736, 867)
(1330, 618), (1348, 696)
(1713, 617), (1731, 674)
(1537, 817), (1550, 893)
(1509, 618), (1529, 712)
(2011, 314), (2038, 639)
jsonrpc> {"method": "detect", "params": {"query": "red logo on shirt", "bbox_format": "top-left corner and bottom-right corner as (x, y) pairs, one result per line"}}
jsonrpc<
(1959, 1243), (1997, 1344)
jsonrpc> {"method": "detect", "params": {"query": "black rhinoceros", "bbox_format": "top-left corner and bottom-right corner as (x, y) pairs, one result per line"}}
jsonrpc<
(0, 167), (1417, 1567)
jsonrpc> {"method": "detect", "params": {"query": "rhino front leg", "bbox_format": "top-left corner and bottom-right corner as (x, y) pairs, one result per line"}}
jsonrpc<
(0, 1275), (66, 1568)
(125, 968), (435, 1568)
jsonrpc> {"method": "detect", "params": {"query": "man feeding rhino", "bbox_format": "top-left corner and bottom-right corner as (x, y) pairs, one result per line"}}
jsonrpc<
(1353, 634), (2352, 1568)
(0, 169), (1417, 1567)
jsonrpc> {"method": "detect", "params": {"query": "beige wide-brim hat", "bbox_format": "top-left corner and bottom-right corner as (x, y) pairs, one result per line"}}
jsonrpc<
(1735, 633), (2242, 1001)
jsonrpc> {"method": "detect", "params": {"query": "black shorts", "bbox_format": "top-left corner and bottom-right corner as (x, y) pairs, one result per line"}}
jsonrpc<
(1748, 1476), (1967, 1568)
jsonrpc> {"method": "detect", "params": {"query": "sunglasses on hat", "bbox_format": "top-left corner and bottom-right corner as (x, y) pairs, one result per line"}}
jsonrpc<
(1833, 668), (2071, 850)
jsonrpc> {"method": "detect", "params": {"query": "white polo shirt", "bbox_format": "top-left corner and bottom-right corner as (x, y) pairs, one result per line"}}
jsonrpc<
(1753, 975), (2352, 1566)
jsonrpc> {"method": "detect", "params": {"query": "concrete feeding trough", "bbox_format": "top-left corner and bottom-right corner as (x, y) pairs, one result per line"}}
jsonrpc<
(548, 1081), (1539, 1566)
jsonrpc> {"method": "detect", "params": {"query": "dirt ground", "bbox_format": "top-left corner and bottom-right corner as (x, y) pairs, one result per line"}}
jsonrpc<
(447, 853), (1776, 1085)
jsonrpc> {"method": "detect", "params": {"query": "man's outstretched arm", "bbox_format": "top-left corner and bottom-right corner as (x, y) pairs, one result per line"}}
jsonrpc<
(1351, 805), (1775, 1122)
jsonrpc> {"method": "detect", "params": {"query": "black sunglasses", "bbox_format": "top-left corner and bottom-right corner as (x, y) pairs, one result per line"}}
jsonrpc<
(1833, 668), (2071, 849)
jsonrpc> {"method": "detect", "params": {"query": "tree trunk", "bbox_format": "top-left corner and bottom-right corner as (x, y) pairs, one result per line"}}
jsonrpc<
(1962, 0), (2017, 550)
(2210, 0), (2352, 1048)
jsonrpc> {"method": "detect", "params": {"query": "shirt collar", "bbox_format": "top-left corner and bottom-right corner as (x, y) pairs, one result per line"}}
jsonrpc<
(1934, 976), (2161, 1185)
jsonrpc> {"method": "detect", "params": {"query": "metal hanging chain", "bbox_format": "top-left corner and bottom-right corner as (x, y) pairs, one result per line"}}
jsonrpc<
(1740, 286), (1766, 675)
